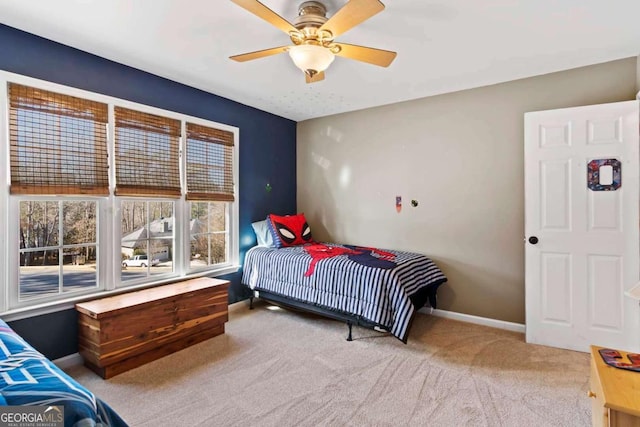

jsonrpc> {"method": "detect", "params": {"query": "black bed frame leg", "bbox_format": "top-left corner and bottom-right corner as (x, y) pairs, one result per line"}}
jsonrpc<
(346, 322), (353, 341)
(249, 296), (254, 310)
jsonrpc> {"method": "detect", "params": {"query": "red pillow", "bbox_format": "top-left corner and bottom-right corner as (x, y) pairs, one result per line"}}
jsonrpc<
(267, 213), (313, 247)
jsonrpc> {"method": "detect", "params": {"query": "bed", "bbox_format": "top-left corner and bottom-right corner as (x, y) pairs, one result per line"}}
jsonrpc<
(242, 237), (447, 343)
(0, 319), (128, 427)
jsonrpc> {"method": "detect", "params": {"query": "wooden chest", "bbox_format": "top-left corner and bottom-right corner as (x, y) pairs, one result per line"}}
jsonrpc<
(76, 277), (229, 379)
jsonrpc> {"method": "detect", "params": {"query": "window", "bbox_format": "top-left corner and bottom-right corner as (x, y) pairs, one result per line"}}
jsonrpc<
(185, 122), (235, 272)
(8, 83), (107, 305)
(190, 202), (229, 269)
(1, 73), (239, 314)
(121, 200), (175, 282)
(18, 200), (98, 301)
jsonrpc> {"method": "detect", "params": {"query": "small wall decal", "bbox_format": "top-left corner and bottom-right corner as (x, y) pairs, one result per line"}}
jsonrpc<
(396, 196), (402, 213)
(411, 199), (419, 207)
(587, 159), (621, 191)
(265, 183), (272, 193)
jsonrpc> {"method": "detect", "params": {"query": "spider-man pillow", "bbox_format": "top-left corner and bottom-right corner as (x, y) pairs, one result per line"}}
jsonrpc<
(267, 213), (313, 248)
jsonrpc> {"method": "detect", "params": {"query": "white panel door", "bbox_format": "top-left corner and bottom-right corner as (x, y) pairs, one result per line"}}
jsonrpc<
(525, 100), (639, 353)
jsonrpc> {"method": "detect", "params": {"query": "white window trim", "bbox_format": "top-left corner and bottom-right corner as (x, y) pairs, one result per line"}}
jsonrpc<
(0, 79), (8, 315)
(0, 71), (240, 320)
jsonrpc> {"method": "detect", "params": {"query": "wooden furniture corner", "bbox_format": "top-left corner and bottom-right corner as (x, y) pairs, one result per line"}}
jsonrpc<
(589, 345), (640, 427)
(76, 277), (229, 379)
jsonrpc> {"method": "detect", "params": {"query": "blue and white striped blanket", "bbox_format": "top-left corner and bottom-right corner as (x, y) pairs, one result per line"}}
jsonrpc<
(0, 319), (128, 427)
(242, 244), (447, 342)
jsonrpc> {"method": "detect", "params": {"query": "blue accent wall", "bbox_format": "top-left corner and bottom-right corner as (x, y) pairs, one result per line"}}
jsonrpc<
(0, 24), (297, 359)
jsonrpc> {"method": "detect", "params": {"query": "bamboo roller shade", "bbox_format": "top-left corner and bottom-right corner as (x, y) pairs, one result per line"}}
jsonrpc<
(186, 122), (235, 202)
(114, 106), (181, 198)
(8, 83), (109, 195)
(8, 84), (236, 201)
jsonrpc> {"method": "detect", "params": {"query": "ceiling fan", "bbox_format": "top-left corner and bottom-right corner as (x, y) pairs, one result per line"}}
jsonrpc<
(229, 0), (397, 83)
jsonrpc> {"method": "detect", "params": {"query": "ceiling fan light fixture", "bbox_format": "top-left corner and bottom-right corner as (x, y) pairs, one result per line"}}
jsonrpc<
(288, 44), (335, 76)
(230, 0), (396, 83)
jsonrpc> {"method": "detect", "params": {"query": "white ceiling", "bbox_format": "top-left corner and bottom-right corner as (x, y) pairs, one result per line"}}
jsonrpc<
(0, 0), (639, 122)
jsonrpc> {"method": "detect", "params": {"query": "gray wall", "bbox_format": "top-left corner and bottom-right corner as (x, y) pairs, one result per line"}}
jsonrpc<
(296, 57), (637, 324)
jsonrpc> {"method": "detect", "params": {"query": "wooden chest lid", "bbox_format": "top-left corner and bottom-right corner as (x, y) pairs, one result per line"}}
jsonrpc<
(75, 277), (229, 319)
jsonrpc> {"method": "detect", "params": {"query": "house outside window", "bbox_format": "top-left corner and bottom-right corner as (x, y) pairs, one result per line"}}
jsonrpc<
(120, 200), (175, 282)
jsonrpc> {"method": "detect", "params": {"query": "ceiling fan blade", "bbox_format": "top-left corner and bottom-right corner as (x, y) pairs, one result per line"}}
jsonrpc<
(230, 46), (290, 62)
(305, 71), (325, 84)
(319, 0), (385, 38)
(231, 0), (298, 35)
(334, 43), (397, 67)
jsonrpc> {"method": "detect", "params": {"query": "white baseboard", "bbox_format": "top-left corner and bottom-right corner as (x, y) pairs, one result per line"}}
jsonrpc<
(419, 307), (525, 334)
(53, 352), (83, 370)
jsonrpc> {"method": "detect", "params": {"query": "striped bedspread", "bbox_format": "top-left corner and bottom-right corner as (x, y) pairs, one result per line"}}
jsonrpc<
(242, 244), (447, 342)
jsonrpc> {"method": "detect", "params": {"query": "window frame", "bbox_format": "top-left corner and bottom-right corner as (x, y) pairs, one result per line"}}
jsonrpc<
(187, 201), (231, 272)
(118, 198), (177, 287)
(0, 71), (240, 319)
(9, 196), (106, 307)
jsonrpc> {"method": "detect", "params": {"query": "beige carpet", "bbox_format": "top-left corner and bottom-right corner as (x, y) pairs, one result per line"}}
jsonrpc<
(65, 301), (591, 426)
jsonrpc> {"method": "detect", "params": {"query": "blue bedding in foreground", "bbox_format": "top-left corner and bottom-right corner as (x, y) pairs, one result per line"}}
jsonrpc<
(0, 319), (128, 427)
